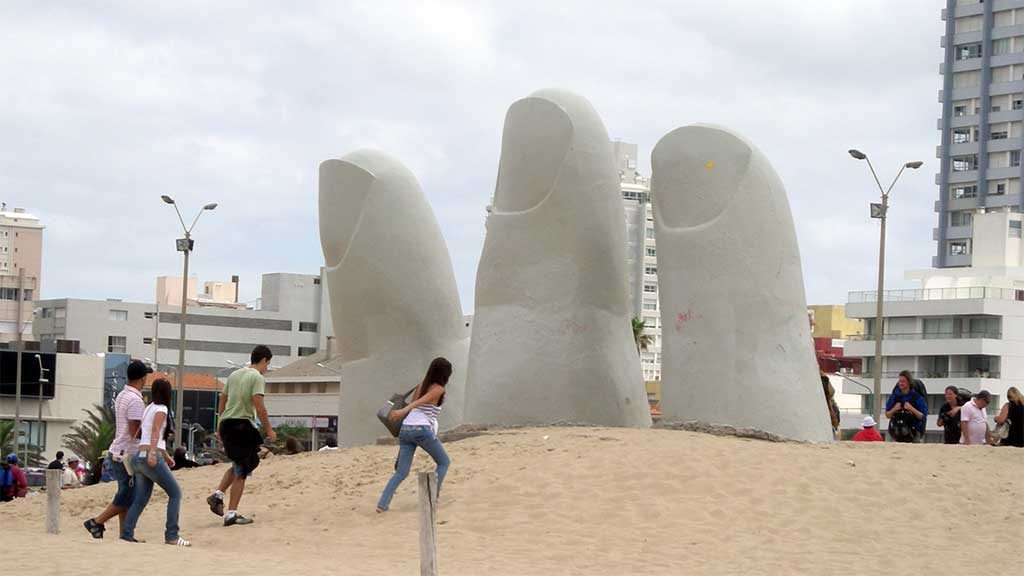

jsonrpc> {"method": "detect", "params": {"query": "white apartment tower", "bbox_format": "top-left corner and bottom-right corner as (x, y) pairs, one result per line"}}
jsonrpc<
(613, 141), (661, 382)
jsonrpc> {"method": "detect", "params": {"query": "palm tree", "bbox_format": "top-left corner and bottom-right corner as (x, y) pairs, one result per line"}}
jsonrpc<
(62, 404), (115, 485)
(632, 317), (653, 354)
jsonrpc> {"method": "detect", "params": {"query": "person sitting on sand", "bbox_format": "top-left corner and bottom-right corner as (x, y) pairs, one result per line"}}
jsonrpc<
(63, 457), (82, 488)
(318, 436), (339, 452)
(852, 416), (883, 442)
(377, 357), (453, 513)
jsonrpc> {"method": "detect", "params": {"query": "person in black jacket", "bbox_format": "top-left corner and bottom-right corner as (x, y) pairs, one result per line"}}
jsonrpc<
(936, 386), (963, 445)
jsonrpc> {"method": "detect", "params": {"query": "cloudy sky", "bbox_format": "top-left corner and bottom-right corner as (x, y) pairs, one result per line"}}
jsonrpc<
(2, 0), (943, 311)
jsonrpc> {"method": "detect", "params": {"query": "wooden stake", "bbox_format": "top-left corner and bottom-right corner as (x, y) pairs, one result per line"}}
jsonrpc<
(418, 471), (438, 576)
(45, 469), (61, 534)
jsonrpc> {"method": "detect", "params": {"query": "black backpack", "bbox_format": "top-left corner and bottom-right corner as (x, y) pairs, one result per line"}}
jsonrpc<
(889, 409), (918, 443)
(0, 462), (12, 502)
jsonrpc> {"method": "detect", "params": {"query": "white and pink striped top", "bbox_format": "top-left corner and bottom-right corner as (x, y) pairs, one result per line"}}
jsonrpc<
(108, 385), (145, 457)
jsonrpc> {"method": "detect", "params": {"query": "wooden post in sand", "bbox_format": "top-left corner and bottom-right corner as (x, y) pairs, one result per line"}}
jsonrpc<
(418, 471), (438, 576)
(45, 469), (61, 534)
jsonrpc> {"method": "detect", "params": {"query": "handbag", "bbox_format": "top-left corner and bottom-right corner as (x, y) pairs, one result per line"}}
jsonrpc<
(993, 418), (1011, 442)
(377, 386), (418, 438)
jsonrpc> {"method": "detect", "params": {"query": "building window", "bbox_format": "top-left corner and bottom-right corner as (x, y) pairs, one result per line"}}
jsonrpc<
(144, 311), (156, 319)
(1013, 151), (1021, 167)
(645, 228), (656, 239)
(956, 43), (982, 60)
(992, 38), (1012, 55)
(952, 185), (977, 199)
(992, 105), (1002, 113)
(109, 309), (128, 321)
(298, 347), (317, 357)
(643, 301), (657, 311)
(952, 155), (978, 172)
(313, 277), (321, 285)
(644, 284), (657, 293)
(1010, 220), (1022, 238)
(107, 336), (127, 354)
(994, 183), (1007, 195)
(951, 211), (973, 227)
(1015, 99), (1023, 110)
(143, 337), (153, 345)
(949, 241), (970, 256)
(952, 128), (971, 144)
(0, 287), (17, 300)
(991, 130), (1008, 140)
(954, 105), (968, 117)
(645, 266), (657, 275)
(298, 322), (318, 333)
(645, 247), (656, 257)
(55, 308), (66, 319)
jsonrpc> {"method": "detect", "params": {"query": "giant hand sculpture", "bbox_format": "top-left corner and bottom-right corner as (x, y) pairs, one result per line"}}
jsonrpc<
(650, 125), (833, 442)
(462, 89), (652, 428)
(319, 150), (469, 446)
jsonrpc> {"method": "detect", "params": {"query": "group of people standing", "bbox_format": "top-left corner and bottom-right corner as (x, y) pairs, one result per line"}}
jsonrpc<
(81, 345), (277, 546)
(850, 370), (1024, 446)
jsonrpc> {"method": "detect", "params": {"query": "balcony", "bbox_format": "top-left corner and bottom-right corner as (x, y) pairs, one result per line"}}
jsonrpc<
(848, 286), (1023, 304)
(848, 330), (1002, 341)
(871, 371), (1000, 379)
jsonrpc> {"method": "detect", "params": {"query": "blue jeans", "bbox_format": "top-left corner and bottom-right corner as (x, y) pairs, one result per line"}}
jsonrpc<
(376, 425), (450, 511)
(121, 452), (182, 542)
(106, 454), (134, 509)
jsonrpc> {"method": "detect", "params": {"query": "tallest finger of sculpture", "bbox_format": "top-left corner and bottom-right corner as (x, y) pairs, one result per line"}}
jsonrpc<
(464, 89), (652, 428)
(651, 125), (833, 442)
(319, 150), (469, 446)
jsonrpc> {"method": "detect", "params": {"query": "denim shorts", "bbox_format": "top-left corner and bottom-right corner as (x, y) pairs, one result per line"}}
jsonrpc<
(106, 453), (134, 509)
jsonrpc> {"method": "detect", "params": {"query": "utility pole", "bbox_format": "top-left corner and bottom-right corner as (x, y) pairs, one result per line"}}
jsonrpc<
(14, 267), (24, 462)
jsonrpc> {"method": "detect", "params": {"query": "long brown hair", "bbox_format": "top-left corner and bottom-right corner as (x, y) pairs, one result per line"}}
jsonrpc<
(415, 357), (452, 407)
(1008, 387), (1023, 406)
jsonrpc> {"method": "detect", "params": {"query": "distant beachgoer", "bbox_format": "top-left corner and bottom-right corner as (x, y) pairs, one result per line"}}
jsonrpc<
(960, 390), (992, 446)
(63, 457), (82, 488)
(994, 386), (1023, 447)
(1, 454), (28, 501)
(852, 416), (883, 442)
(172, 447), (200, 470)
(206, 345), (277, 527)
(121, 378), (191, 546)
(284, 437), (303, 455)
(47, 451), (64, 470)
(83, 358), (149, 539)
(885, 371), (928, 443)
(821, 375), (841, 438)
(936, 386), (964, 445)
(318, 436), (339, 452)
(377, 357), (453, 513)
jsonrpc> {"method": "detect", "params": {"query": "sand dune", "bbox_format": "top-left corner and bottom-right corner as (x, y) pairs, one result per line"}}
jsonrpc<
(3, 427), (1021, 575)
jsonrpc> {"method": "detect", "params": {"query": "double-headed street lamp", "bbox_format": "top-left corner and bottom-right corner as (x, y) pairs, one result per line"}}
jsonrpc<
(848, 150), (922, 427)
(162, 195), (217, 447)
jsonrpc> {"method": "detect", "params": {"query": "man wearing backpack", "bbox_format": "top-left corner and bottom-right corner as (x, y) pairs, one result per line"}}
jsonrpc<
(885, 370), (928, 443)
(1, 454), (28, 501)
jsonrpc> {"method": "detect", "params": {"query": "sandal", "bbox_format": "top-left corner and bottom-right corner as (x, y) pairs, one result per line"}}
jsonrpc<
(166, 537), (191, 547)
(83, 518), (105, 539)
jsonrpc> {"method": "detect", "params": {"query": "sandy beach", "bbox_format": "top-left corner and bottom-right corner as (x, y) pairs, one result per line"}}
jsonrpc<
(3, 427), (1021, 575)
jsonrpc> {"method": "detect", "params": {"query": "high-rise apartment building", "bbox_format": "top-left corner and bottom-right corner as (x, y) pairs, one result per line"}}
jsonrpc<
(0, 207), (43, 341)
(613, 141), (661, 382)
(937, 0), (1024, 267)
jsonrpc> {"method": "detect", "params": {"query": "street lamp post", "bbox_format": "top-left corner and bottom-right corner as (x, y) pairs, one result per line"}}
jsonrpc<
(162, 195), (217, 448)
(848, 150), (923, 426)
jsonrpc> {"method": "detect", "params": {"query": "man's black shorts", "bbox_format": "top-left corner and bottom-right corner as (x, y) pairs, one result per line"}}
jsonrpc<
(219, 418), (263, 478)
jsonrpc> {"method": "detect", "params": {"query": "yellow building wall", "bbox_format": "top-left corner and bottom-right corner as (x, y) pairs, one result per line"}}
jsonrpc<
(808, 305), (863, 339)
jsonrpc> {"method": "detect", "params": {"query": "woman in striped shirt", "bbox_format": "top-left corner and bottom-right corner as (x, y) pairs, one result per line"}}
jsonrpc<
(376, 357), (453, 513)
